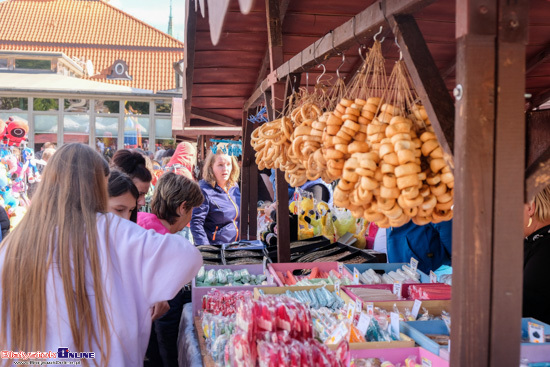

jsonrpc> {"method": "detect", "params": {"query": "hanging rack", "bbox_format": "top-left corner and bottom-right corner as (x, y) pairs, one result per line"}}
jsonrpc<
(373, 25), (385, 43)
(316, 64), (326, 84)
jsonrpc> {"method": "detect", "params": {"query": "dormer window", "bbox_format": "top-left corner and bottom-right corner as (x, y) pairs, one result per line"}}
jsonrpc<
(107, 59), (133, 80)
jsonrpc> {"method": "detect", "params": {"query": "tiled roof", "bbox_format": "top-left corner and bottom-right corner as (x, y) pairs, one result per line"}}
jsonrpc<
(0, 0), (183, 92)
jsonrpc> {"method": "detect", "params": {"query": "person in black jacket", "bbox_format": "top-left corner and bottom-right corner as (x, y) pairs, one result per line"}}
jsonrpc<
(523, 185), (550, 324)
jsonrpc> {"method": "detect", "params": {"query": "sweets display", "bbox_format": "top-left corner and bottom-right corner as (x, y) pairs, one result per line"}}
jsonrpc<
(358, 265), (420, 285)
(407, 284), (452, 300)
(258, 286), (345, 311)
(273, 267), (352, 286)
(195, 267), (268, 286)
(201, 289), (253, 316)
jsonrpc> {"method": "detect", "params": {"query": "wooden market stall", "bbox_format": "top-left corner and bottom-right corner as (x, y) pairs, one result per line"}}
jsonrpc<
(183, 0), (550, 365)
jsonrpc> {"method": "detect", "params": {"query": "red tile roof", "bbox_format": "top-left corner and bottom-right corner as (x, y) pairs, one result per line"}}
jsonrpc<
(0, 0), (183, 92)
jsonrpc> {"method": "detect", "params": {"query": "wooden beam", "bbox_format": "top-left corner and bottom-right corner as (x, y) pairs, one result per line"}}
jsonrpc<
(265, 0), (286, 113)
(528, 87), (550, 110)
(240, 108), (253, 240)
(489, 1), (528, 366)
(526, 43), (550, 74)
(183, 0), (197, 127)
(389, 14), (455, 161)
(525, 110), (550, 201)
(180, 126), (242, 136)
(451, 0), (497, 365)
(245, 0), (437, 110)
(190, 107), (239, 127)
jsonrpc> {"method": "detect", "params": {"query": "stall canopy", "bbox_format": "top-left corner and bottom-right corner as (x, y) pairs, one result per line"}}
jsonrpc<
(184, 0), (550, 366)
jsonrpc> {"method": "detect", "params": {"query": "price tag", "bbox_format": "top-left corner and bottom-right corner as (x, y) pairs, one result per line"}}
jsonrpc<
(390, 312), (400, 339)
(528, 321), (545, 343)
(430, 270), (437, 283)
(366, 302), (374, 317)
(267, 274), (274, 285)
(410, 257), (419, 273)
(263, 257), (268, 276)
(346, 302), (355, 320)
(421, 357), (432, 367)
(338, 262), (344, 275)
(355, 299), (362, 313)
(353, 268), (360, 285)
(335, 280), (341, 296)
(356, 312), (371, 335)
(411, 299), (422, 319)
(392, 280), (402, 296)
(327, 323), (349, 345)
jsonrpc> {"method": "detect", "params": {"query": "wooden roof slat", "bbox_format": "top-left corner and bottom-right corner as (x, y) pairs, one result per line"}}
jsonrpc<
(389, 13), (455, 159)
(190, 107), (240, 126)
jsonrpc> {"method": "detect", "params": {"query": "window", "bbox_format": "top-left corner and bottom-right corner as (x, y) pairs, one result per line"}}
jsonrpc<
(15, 59), (51, 70)
(124, 101), (149, 115)
(34, 98), (58, 111)
(95, 100), (120, 114)
(64, 99), (89, 113)
(0, 98), (28, 111)
(96, 117), (118, 161)
(155, 101), (171, 114)
(0, 59), (7, 69)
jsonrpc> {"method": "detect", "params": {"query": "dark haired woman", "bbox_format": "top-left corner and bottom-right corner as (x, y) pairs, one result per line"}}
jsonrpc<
(111, 149), (153, 208)
(108, 170), (139, 222)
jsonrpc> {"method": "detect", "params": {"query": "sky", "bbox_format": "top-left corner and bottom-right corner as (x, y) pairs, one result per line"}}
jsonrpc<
(109, 0), (185, 40)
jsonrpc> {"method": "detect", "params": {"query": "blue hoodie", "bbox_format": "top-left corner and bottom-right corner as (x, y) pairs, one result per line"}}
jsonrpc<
(190, 179), (241, 246)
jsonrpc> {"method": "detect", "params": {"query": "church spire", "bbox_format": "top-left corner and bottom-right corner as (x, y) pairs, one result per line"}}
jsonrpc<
(167, 0), (173, 36)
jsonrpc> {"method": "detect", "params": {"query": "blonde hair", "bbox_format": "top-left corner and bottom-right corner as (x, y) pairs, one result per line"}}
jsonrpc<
(0, 143), (111, 366)
(202, 149), (240, 189)
(533, 185), (550, 222)
(42, 147), (56, 161)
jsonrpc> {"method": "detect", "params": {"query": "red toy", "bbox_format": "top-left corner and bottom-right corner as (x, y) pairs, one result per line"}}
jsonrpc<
(2, 118), (29, 146)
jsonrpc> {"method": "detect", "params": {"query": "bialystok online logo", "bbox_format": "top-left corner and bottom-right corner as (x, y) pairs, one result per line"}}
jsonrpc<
(1, 348), (95, 360)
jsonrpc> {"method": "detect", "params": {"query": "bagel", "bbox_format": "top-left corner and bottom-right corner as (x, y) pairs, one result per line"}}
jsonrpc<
(340, 126), (355, 136)
(363, 103), (378, 114)
(334, 144), (349, 155)
(435, 200), (453, 211)
(396, 174), (420, 190)
(420, 131), (436, 142)
(377, 215), (391, 228)
(426, 173), (441, 186)
(327, 166), (341, 178)
(342, 169), (359, 183)
(337, 179), (355, 191)
(361, 109), (376, 121)
(383, 173), (397, 188)
(367, 133), (385, 143)
(335, 103), (346, 115)
(390, 133), (412, 145)
(325, 149), (345, 160)
(430, 158), (447, 173)
(402, 186), (420, 200)
(355, 132), (367, 141)
(395, 162), (421, 177)
(447, 181), (454, 189)
(417, 206), (434, 217)
(441, 171), (454, 184)
(380, 186), (400, 199)
(403, 195), (424, 209)
(333, 135), (352, 145)
(432, 208), (453, 222)
(348, 141), (369, 154)
(430, 182), (447, 196)
(389, 116), (407, 125)
(358, 116), (372, 125)
(421, 139), (439, 157)
(380, 163), (396, 174)
(378, 197), (396, 211)
(394, 140), (413, 151)
(326, 125), (339, 135)
(327, 114), (343, 126)
(412, 138), (422, 149)
(312, 120), (326, 130)
(379, 143), (394, 158)
(374, 167), (383, 182)
(341, 114), (358, 123)
(343, 119), (360, 132)
(378, 112), (393, 123)
(436, 191), (453, 204)
(389, 213), (411, 227)
(364, 210), (385, 223)
(420, 184), (431, 198)
(345, 107), (361, 117)
(361, 176), (379, 191)
(367, 123), (386, 135)
(358, 158), (377, 172)
(367, 97), (382, 106)
(412, 215), (431, 226)
(384, 203), (404, 219)
(357, 186), (374, 203)
(397, 149), (416, 165)
(340, 98), (353, 107)
(430, 146), (444, 159)
(403, 206), (418, 218)
(356, 167), (374, 177)
(412, 105), (429, 120)
(363, 151), (381, 163)
(354, 99), (367, 106)
(383, 152), (399, 166)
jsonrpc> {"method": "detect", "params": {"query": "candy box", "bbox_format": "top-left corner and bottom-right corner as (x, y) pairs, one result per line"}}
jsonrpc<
(400, 320), (450, 359)
(192, 264), (275, 316)
(350, 347), (449, 366)
(345, 263), (431, 284)
(268, 262), (353, 286)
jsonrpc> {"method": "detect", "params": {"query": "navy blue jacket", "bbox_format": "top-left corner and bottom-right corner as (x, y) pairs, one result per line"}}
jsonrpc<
(190, 179), (241, 246)
(386, 220), (452, 274)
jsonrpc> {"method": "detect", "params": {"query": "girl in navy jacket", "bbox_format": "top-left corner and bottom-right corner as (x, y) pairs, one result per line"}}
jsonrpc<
(191, 149), (241, 245)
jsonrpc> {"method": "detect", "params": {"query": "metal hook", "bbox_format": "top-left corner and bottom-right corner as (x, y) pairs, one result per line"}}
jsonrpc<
(359, 45), (366, 62)
(316, 64), (326, 84)
(336, 53), (346, 79)
(306, 72), (309, 89)
(394, 34), (403, 61)
(373, 26), (385, 43)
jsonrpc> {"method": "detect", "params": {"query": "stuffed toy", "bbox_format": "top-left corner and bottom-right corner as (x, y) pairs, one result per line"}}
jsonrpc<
(1, 118), (28, 146)
(21, 148), (41, 184)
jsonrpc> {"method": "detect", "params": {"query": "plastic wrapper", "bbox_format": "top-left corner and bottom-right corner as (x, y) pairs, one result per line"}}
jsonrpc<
(196, 267), (206, 283)
(351, 358), (382, 367)
(404, 355), (421, 367)
(202, 289), (253, 316)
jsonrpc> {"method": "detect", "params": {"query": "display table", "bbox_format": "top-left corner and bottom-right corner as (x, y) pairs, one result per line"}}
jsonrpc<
(194, 317), (216, 367)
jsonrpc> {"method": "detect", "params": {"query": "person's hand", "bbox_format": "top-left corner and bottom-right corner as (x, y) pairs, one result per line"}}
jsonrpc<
(151, 301), (170, 321)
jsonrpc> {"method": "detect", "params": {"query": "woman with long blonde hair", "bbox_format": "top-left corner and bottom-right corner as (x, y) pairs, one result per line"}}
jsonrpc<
(0, 144), (202, 366)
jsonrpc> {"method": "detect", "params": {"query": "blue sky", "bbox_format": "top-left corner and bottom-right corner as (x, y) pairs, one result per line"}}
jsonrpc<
(110, 0), (185, 40)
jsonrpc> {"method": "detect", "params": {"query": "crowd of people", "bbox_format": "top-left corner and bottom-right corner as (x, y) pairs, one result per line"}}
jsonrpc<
(0, 140), (547, 366)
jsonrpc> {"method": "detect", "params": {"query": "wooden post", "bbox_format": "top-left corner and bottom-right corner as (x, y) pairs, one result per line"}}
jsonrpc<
(452, 0), (527, 365)
(490, 1), (528, 365)
(451, 2), (497, 366)
(240, 109), (252, 240)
